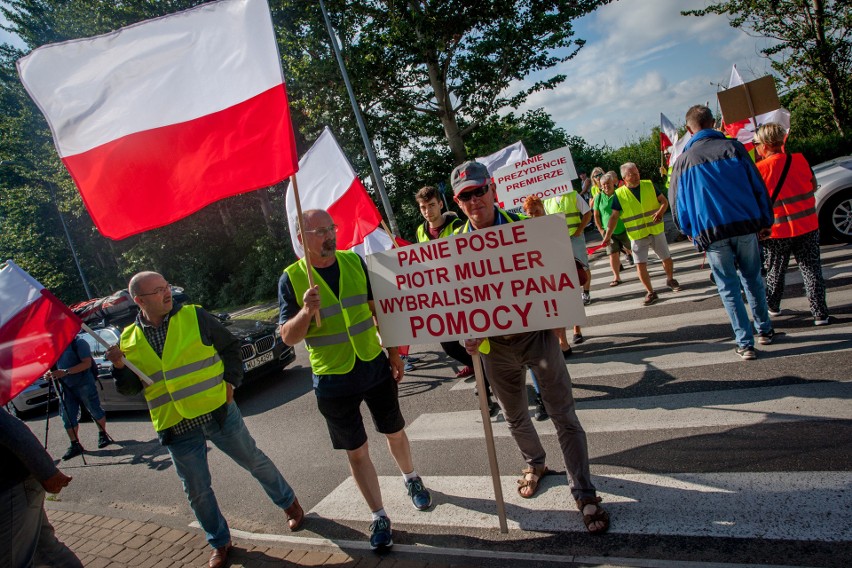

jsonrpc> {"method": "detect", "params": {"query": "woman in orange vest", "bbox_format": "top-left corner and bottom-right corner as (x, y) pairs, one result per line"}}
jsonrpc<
(754, 123), (829, 325)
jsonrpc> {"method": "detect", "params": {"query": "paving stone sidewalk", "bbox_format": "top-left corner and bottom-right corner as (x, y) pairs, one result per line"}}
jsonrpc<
(47, 509), (478, 568)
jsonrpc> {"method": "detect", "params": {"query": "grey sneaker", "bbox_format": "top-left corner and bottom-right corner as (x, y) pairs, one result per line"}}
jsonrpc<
(736, 346), (757, 360)
(581, 291), (591, 305)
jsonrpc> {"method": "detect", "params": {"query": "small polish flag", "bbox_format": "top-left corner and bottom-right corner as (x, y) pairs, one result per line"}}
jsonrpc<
(17, 0), (298, 240)
(286, 127), (385, 258)
(0, 261), (82, 406)
(660, 113), (679, 154)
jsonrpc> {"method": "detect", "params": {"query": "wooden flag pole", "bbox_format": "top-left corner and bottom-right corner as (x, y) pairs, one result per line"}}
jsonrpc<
(290, 174), (321, 327)
(381, 220), (399, 249)
(741, 83), (759, 128)
(81, 323), (153, 386)
(473, 351), (509, 533)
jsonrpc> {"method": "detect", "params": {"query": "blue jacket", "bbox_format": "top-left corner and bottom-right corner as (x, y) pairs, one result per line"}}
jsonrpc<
(670, 129), (772, 251)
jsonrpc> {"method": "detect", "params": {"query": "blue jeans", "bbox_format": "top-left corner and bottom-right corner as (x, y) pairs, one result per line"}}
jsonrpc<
(705, 234), (772, 348)
(166, 402), (295, 548)
(59, 377), (105, 429)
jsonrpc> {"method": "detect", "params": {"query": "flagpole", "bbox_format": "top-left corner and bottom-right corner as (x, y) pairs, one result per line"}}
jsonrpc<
(80, 323), (153, 387)
(290, 174), (321, 327)
(318, 0), (400, 238)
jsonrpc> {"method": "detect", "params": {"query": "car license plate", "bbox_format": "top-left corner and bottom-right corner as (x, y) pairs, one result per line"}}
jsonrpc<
(244, 351), (274, 371)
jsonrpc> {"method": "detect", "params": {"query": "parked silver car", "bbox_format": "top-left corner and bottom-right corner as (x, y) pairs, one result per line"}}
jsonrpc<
(6, 316), (295, 416)
(814, 155), (852, 242)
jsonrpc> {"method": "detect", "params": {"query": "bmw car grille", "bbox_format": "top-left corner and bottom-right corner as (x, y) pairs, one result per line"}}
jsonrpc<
(240, 335), (276, 361)
(254, 335), (275, 355)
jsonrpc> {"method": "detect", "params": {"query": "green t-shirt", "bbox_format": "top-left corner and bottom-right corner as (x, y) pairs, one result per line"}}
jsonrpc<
(594, 192), (626, 235)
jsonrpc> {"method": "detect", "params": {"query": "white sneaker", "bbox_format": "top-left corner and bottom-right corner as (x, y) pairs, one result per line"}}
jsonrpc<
(768, 308), (782, 317)
(814, 317), (830, 326)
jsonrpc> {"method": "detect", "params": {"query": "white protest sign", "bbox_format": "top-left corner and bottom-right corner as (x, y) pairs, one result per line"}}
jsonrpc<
(368, 215), (586, 347)
(492, 146), (578, 210)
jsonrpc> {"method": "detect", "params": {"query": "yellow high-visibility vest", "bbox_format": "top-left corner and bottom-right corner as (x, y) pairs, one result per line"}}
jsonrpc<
(121, 305), (226, 432)
(285, 251), (382, 375)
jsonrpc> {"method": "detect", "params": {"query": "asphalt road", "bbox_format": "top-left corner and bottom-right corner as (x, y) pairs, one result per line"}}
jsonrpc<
(23, 237), (852, 568)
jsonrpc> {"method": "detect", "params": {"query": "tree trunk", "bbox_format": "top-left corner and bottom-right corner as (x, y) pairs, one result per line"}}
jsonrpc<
(424, 54), (467, 164)
(217, 202), (236, 239)
(256, 189), (278, 238)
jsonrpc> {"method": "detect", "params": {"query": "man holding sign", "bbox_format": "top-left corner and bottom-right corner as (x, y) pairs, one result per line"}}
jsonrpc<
(450, 161), (610, 535)
(278, 209), (432, 550)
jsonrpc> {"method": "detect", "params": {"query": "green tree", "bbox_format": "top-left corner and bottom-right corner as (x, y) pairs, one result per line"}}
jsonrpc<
(683, 0), (851, 136)
(284, 0), (611, 164)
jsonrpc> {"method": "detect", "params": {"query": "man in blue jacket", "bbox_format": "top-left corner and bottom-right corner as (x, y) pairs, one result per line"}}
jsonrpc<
(670, 105), (775, 360)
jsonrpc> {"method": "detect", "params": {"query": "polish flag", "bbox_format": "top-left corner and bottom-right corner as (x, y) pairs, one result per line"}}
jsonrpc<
(286, 127), (385, 258)
(660, 113), (679, 156)
(0, 261), (82, 406)
(17, 0), (298, 240)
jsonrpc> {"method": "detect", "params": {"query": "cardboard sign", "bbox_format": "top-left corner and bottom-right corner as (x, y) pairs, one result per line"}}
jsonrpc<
(717, 75), (780, 124)
(368, 215), (587, 346)
(492, 146), (578, 210)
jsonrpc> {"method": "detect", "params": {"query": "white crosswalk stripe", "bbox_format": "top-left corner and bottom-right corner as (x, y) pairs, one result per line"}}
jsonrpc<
(307, 238), (852, 544)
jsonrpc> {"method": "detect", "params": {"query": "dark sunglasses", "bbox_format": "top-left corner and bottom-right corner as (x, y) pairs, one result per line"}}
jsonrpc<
(457, 185), (489, 202)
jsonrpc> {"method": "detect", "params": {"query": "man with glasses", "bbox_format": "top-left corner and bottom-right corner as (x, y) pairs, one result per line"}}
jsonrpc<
(106, 272), (304, 568)
(279, 209), (432, 551)
(451, 161), (610, 535)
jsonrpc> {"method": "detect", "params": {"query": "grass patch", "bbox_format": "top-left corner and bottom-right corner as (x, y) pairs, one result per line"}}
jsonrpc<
(232, 306), (278, 322)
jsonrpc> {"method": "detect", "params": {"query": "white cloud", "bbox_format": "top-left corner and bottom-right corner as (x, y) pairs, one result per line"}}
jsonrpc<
(507, 0), (776, 147)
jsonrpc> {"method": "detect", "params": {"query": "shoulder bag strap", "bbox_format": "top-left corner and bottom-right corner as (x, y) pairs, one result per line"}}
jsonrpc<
(769, 153), (793, 205)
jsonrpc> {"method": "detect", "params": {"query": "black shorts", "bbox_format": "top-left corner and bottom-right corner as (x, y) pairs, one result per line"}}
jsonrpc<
(316, 374), (406, 451)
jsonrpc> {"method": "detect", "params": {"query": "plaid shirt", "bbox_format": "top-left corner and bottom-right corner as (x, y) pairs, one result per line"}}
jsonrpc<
(136, 310), (212, 436)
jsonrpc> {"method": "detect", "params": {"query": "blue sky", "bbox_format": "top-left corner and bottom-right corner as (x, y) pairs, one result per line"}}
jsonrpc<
(515, 0), (777, 147)
(2, 0), (775, 149)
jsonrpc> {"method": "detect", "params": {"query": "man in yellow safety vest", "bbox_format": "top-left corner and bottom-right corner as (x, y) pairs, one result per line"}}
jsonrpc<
(602, 162), (682, 306)
(106, 272), (303, 568)
(279, 209), (432, 551)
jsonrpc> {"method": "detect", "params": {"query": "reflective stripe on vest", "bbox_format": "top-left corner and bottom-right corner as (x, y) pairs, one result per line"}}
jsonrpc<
(760, 153), (819, 239)
(544, 192), (582, 229)
(458, 209), (526, 234)
(120, 305), (227, 431)
(284, 251), (383, 375)
(615, 181), (664, 240)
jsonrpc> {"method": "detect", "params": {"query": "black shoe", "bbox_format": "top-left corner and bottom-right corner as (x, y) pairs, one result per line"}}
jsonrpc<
(97, 431), (112, 449)
(757, 329), (776, 345)
(534, 397), (548, 421)
(562, 345), (573, 360)
(62, 441), (83, 461)
(488, 399), (500, 417)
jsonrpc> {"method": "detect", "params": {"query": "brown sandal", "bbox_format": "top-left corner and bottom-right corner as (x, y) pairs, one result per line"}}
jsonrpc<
(576, 496), (610, 534)
(517, 465), (548, 498)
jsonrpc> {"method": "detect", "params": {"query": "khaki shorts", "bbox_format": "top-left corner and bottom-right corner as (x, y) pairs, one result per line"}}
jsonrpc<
(606, 231), (631, 255)
(631, 232), (670, 264)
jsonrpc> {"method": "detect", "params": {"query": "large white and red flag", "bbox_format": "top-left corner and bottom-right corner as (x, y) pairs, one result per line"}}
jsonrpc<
(660, 113), (679, 156)
(286, 127), (388, 258)
(17, 0), (298, 240)
(0, 261), (82, 405)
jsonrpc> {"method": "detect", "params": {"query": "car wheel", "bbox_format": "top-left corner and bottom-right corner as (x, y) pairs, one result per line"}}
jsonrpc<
(820, 190), (852, 243)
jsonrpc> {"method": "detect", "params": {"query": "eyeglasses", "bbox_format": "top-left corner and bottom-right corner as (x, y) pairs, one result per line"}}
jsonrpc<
(305, 224), (338, 237)
(456, 185), (489, 202)
(136, 284), (170, 297)
(592, 174), (602, 179)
